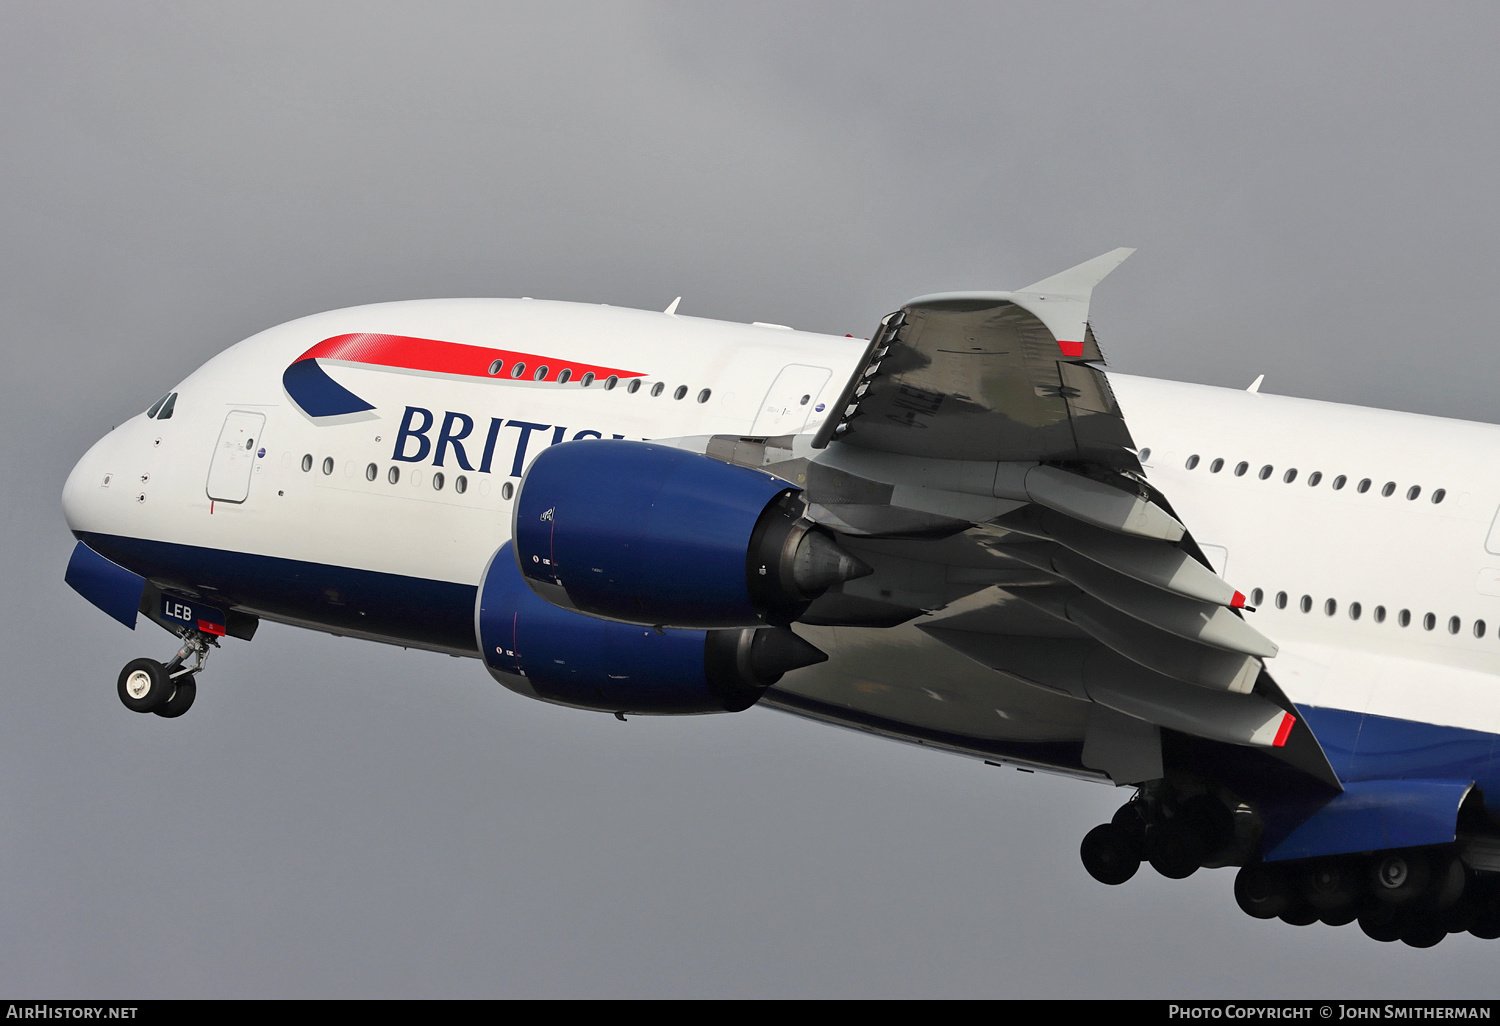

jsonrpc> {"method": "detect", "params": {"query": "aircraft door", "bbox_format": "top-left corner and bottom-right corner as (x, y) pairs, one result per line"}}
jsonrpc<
(750, 364), (832, 436)
(206, 410), (266, 503)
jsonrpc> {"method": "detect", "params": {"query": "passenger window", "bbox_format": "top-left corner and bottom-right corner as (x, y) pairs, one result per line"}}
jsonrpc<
(1235, 462), (1249, 477)
(1349, 602), (1362, 620)
(1250, 588), (1264, 606)
(1308, 471), (1322, 486)
(1423, 612), (1437, 631)
(1275, 591), (1288, 609)
(1398, 609), (1411, 627)
(581, 372), (595, 387)
(534, 365), (549, 381)
(1407, 485), (1421, 501)
(674, 385), (688, 400)
(1332, 475), (1347, 490)
(433, 472), (445, 491)
(388, 466), (400, 484)
(1374, 605), (1387, 623)
(501, 482), (515, 500)
(365, 463), (377, 481)
(650, 382), (665, 397)
(1448, 616), (1461, 635)
(557, 369), (572, 384)
(1476, 620), (1487, 638)
(301, 454), (313, 473)
(1259, 465), (1274, 480)
(697, 389), (712, 404)
(455, 475), (468, 494)
(1138, 448), (1152, 462)
(510, 363), (526, 379)
(1210, 458), (1224, 473)
(627, 379), (642, 394)
(488, 360), (504, 376)
(1432, 488), (1446, 504)
(1284, 469), (1298, 484)
(604, 376), (619, 390)
(1357, 478), (1372, 493)
(1299, 595), (1312, 613)
(322, 457), (333, 475)
(1324, 598), (1336, 616)
(1186, 455), (1200, 469)
(1381, 481), (1396, 497)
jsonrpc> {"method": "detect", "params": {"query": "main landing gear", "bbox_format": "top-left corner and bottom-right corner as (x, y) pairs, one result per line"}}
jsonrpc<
(1233, 848), (1500, 948)
(1080, 788), (1238, 885)
(117, 630), (213, 718)
(1079, 790), (1500, 947)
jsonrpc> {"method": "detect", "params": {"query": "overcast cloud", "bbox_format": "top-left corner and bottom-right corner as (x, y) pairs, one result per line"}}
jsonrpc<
(3, 2), (1499, 997)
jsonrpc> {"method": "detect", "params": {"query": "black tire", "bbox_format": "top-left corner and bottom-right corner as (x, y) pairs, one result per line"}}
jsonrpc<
(1080, 823), (1140, 886)
(1147, 819), (1201, 880)
(1358, 908), (1404, 943)
(1400, 916), (1447, 948)
(1279, 903), (1319, 927)
(153, 676), (197, 718)
(1369, 850), (1432, 906)
(1421, 853), (1466, 913)
(117, 658), (172, 713)
(1319, 905), (1360, 927)
(1302, 858), (1359, 912)
(1235, 864), (1292, 920)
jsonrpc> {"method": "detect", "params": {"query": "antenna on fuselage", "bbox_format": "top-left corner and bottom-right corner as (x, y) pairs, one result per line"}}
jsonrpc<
(664, 297), (681, 315)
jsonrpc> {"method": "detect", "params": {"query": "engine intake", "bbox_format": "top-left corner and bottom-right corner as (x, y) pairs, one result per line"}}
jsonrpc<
(514, 440), (869, 628)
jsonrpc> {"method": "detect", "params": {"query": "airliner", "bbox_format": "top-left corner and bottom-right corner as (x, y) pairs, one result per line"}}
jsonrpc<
(60, 250), (1500, 948)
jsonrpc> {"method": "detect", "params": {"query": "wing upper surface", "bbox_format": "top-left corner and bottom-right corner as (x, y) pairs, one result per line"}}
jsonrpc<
(740, 250), (1340, 788)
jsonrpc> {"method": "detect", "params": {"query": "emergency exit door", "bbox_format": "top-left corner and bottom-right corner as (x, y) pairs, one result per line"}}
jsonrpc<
(750, 364), (832, 436)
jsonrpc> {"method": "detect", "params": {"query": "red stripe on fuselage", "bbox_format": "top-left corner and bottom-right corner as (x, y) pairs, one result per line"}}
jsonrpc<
(294, 333), (645, 384)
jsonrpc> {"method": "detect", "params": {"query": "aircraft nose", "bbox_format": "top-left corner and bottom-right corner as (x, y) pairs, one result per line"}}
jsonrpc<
(62, 428), (121, 535)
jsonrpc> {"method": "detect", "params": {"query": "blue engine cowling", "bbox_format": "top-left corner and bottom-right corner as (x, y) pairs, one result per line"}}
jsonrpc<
(513, 440), (868, 628)
(477, 542), (827, 715)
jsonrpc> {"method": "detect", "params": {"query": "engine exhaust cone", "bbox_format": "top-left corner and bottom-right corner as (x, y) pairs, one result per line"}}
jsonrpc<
(748, 627), (829, 684)
(792, 531), (873, 594)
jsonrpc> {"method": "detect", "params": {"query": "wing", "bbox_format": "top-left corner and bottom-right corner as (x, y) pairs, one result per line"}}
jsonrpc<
(745, 250), (1337, 790)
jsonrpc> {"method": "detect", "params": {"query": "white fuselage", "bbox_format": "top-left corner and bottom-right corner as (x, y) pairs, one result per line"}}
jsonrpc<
(60, 299), (1500, 743)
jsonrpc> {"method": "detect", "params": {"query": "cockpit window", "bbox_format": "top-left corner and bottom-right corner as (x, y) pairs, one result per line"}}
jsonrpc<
(148, 392), (179, 420)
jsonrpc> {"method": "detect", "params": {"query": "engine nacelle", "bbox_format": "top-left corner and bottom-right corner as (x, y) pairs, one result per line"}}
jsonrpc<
(513, 440), (869, 628)
(477, 542), (827, 715)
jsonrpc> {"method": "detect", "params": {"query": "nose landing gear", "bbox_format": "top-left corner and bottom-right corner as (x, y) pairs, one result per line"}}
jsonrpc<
(117, 630), (213, 718)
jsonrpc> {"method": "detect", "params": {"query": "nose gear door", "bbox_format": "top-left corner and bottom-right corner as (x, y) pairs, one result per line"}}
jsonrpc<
(206, 410), (266, 503)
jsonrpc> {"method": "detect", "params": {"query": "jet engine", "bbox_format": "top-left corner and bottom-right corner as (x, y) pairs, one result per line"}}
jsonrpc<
(477, 542), (827, 715)
(513, 440), (869, 628)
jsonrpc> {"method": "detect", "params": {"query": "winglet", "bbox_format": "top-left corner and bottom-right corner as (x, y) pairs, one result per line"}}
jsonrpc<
(1019, 247), (1136, 297)
(1014, 248), (1134, 357)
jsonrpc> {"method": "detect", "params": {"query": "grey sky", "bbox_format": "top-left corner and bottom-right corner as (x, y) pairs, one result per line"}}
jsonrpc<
(4, 1), (1499, 997)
